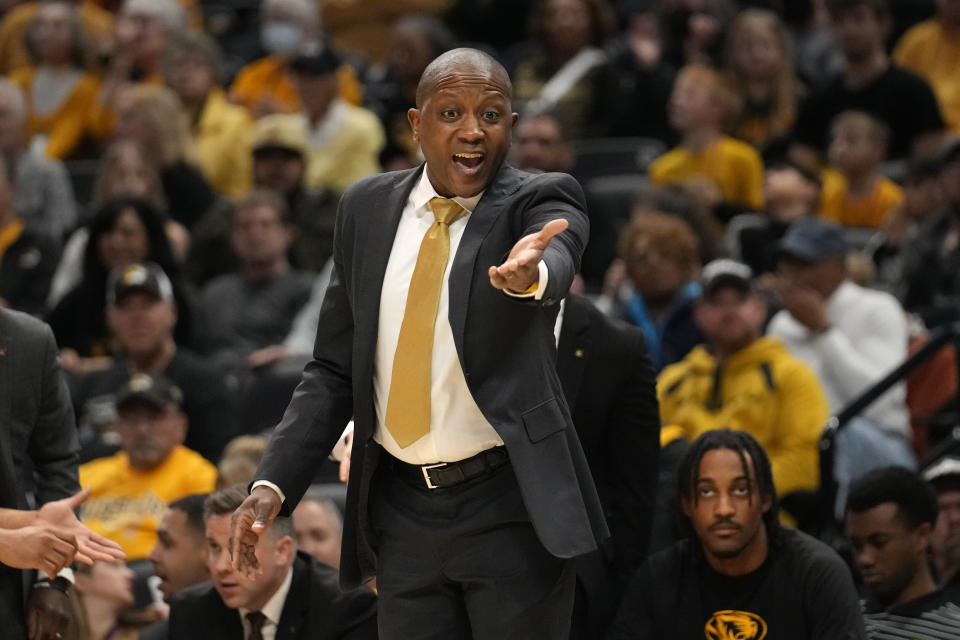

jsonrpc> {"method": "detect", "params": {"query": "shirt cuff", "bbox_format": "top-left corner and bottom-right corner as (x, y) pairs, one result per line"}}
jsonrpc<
(39, 568), (75, 583)
(329, 421), (355, 462)
(504, 260), (549, 301)
(250, 480), (286, 505)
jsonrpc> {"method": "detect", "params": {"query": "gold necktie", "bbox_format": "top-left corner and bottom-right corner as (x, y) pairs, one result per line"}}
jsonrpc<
(385, 197), (465, 448)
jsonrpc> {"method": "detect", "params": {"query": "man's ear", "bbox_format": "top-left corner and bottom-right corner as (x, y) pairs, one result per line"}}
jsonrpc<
(276, 535), (295, 567)
(913, 521), (933, 555)
(408, 108), (421, 144)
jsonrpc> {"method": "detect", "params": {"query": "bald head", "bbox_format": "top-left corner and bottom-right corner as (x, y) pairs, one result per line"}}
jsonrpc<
(416, 47), (511, 108)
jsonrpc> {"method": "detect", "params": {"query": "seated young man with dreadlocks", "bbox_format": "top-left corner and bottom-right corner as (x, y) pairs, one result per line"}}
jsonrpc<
(609, 429), (866, 639)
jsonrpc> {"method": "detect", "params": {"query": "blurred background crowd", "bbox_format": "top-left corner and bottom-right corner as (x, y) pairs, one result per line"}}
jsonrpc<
(7, 0), (960, 636)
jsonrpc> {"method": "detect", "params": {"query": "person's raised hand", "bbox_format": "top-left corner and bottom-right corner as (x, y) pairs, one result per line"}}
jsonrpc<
(780, 285), (830, 332)
(230, 486), (281, 580)
(0, 525), (76, 575)
(489, 218), (568, 293)
(36, 488), (125, 566)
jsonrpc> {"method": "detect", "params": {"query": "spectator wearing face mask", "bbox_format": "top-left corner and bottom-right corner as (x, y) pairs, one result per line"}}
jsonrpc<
(229, 0), (361, 119)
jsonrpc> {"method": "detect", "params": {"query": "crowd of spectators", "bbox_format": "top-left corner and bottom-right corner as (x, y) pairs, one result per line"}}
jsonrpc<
(6, 0), (960, 637)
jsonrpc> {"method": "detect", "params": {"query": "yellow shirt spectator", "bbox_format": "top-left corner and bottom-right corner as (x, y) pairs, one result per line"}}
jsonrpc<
(10, 67), (103, 160)
(193, 88), (253, 199)
(304, 102), (385, 193)
(648, 136), (765, 212)
(79, 445), (216, 560)
(657, 337), (827, 499)
(230, 55), (363, 118)
(894, 19), (960, 133)
(817, 168), (904, 229)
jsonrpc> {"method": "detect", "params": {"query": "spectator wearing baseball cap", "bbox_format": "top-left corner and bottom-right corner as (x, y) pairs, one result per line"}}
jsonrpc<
(658, 258), (829, 523)
(768, 217), (915, 516)
(78, 371), (217, 561)
(289, 40), (385, 193)
(924, 456), (960, 590)
(72, 263), (239, 463)
(250, 114), (339, 273)
(186, 113), (341, 285)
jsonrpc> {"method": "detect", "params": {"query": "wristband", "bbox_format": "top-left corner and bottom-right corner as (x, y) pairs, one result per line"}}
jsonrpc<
(33, 576), (71, 594)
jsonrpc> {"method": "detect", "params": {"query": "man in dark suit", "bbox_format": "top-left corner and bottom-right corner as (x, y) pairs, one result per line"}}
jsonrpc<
(168, 486), (377, 639)
(0, 308), (122, 638)
(558, 294), (659, 639)
(231, 47), (606, 638)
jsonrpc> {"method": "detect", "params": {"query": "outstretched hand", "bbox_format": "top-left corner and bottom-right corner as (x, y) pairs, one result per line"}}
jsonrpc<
(488, 218), (568, 293)
(36, 488), (125, 566)
(230, 486), (281, 580)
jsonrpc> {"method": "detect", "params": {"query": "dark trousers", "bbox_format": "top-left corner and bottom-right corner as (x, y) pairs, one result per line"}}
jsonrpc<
(370, 454), (576, 640)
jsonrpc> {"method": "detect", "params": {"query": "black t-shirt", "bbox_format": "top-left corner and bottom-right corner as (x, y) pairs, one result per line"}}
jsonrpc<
(862, 589), (960, 639)
(792, 65), (944, 159)
(609, 528), (867, 639)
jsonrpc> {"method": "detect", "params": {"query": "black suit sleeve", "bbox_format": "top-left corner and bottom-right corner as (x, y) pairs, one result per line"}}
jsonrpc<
(29, 321), (79, 504)
(512, 172), (589, 304)
(252, 196), (357, 514)
(605, 324), (659, 585)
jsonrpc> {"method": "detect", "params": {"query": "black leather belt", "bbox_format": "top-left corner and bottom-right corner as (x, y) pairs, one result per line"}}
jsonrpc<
(389, 446), (510, 490)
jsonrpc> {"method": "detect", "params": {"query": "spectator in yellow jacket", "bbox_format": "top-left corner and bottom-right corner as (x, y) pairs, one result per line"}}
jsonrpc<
(658, 259), (828, 521)
(290, 42), (384, 193)
(164, 32), (253, 200)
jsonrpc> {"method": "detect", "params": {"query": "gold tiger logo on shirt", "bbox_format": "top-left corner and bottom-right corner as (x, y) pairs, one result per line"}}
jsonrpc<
(704, 610), (768, 640)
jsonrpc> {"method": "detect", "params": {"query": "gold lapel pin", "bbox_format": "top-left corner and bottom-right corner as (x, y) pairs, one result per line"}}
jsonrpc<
(574, 349), (584, 358)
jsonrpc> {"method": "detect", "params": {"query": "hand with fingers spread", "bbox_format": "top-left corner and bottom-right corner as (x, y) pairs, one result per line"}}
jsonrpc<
(488, 218), (569, 293)
(0, 523), (76, 574)
(230, 486), (282, 580)
(36, 487), (125, 565)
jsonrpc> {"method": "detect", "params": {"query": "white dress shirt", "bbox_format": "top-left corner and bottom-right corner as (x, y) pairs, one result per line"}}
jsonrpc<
(767, 280), (910, 437)
(254, 170), (550, 500)
(239, 564), (293, 640)
(373, 170), (546, 464)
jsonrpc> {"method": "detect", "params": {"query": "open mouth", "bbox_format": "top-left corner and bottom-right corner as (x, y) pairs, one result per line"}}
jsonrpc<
(453, 152), (485, 175)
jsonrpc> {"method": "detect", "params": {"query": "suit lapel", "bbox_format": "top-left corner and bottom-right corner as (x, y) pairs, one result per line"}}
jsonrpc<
(276, 556), (309, 640)
(448, 165), (526, 348)
(557, 297), (592, 411)
(353, 167), (422, 386)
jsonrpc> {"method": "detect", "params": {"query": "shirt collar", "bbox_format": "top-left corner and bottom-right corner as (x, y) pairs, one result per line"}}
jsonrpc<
(410, 166), (484, 217)
(240, 563), (293, 629)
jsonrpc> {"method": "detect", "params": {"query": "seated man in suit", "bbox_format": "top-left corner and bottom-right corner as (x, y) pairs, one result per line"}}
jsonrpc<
(168, 485), (377, 639)
(140, 493), (210, 640)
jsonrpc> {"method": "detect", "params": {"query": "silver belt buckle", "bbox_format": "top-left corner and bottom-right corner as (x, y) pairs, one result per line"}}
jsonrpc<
(421, 462), (447, 489)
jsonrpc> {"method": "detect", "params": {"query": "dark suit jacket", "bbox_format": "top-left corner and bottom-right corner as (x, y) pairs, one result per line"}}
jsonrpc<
(0, 309), (80, 636)
(559, 295), (659, 579)
(167, 552), (377, 640)
(254, 163), (608, 588)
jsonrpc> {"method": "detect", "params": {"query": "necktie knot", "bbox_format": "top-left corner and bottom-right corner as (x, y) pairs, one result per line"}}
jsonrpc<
(246, 611), (267, 640)
(429, 197), (465, 226)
